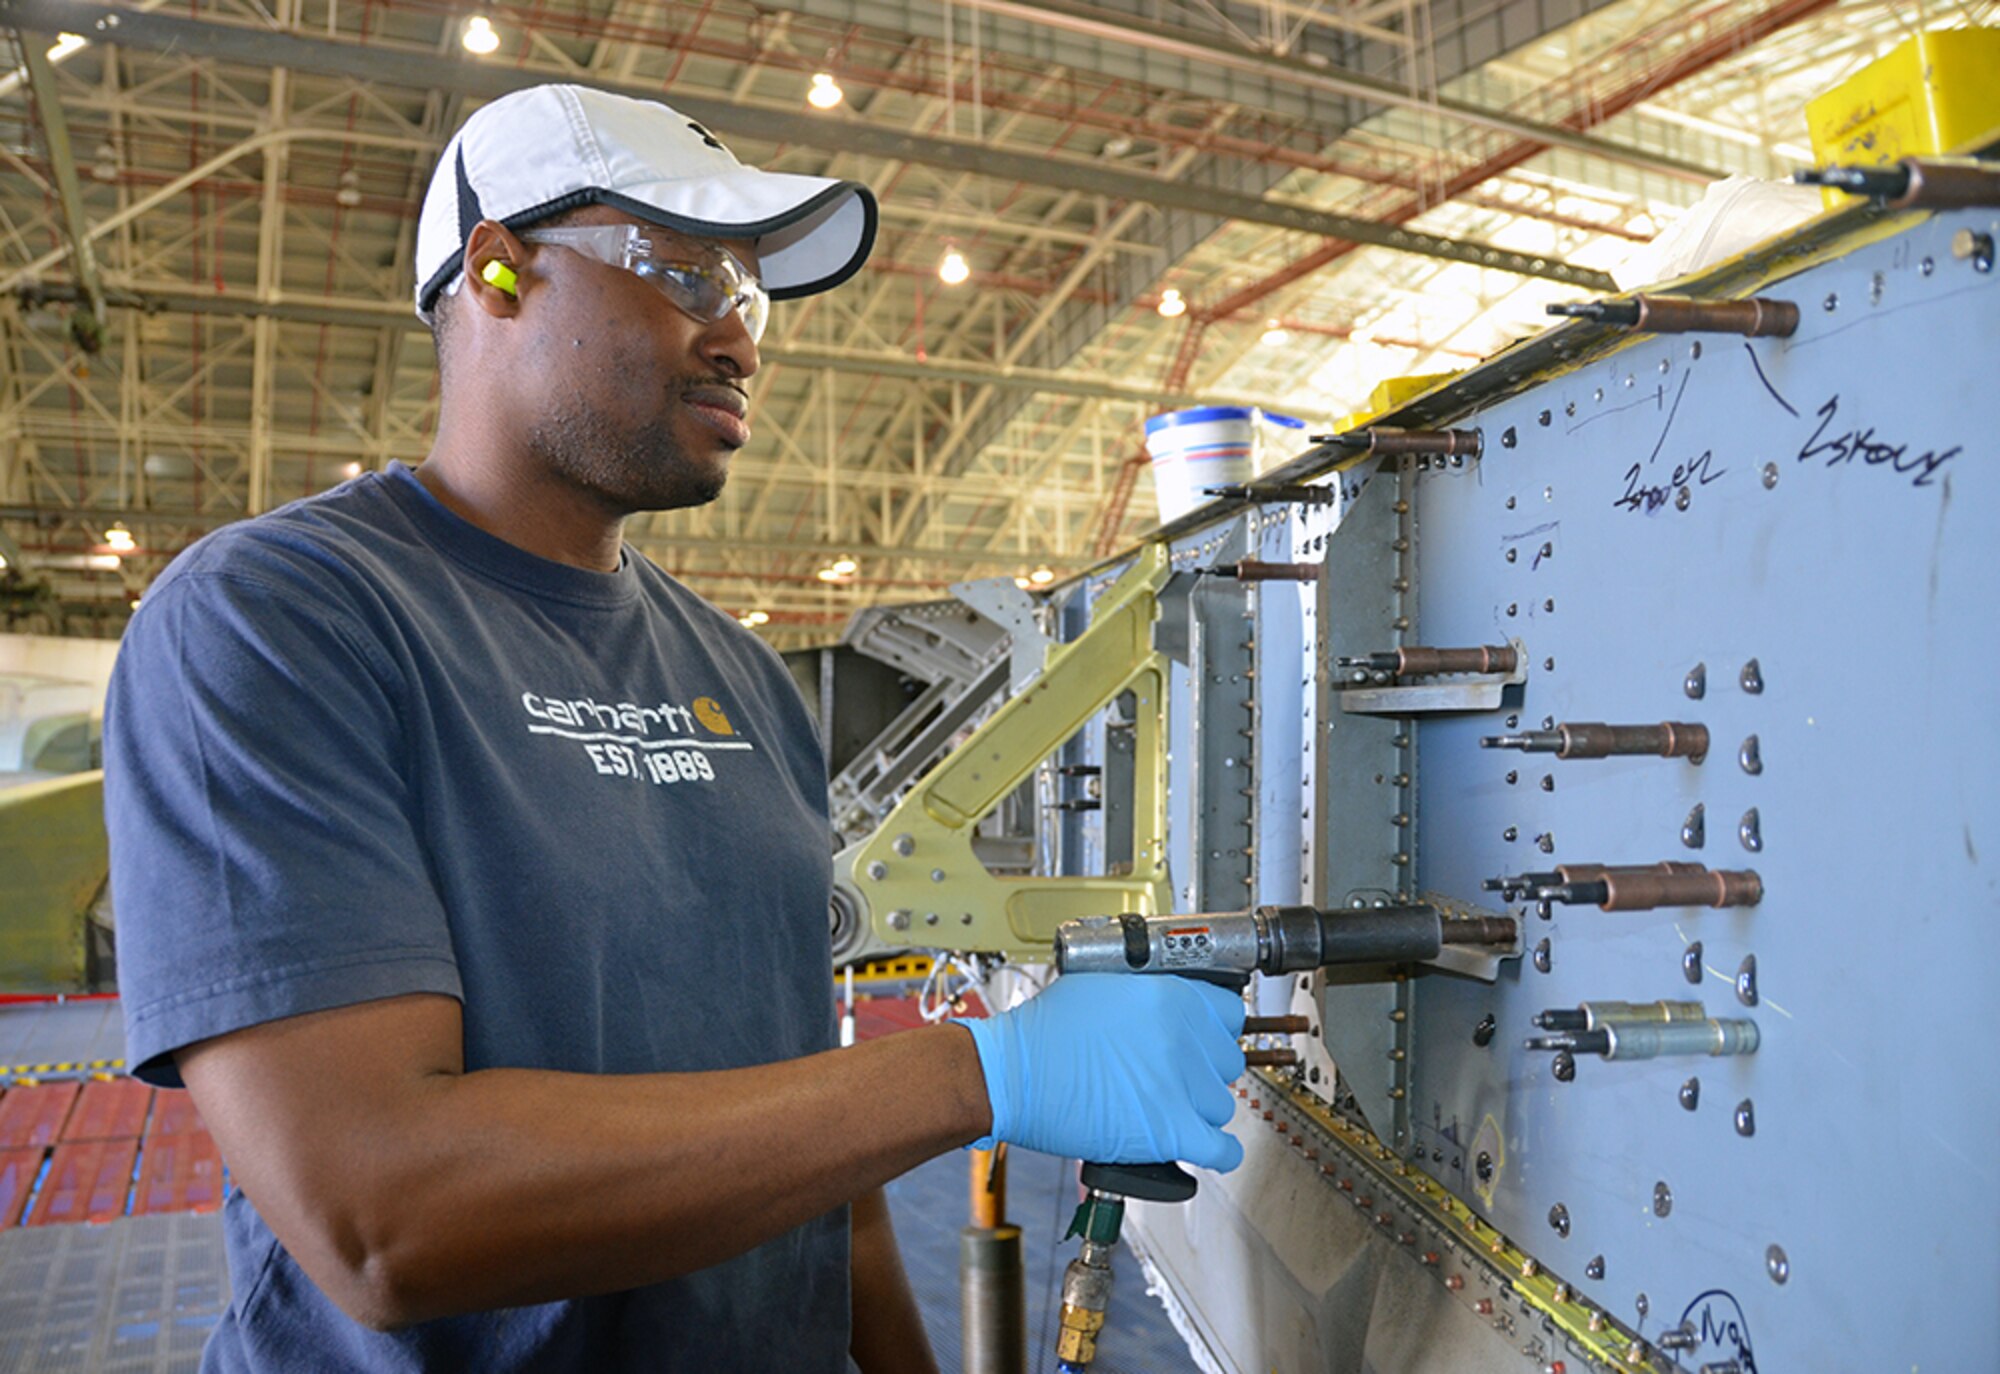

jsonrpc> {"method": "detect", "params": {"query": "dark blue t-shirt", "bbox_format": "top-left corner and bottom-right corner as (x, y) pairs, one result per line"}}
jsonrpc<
(103, 462), (847, 1371)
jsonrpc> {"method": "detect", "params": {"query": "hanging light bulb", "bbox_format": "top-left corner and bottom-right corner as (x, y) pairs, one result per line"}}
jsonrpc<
(830, 556), (859, 576)
(1157, 288), (1186, 319)
(460, 16), (501, 54)
(937, 246), (970, 286)
(1259, 319), (1290, 346)
(336, 169), (363, 209)
(738, 609), (771, 627)
(806, 72), (844, 110)
(1028, 566), (1055, 586)
(90, 141), (118, 183)
(104, 523), (135, 552)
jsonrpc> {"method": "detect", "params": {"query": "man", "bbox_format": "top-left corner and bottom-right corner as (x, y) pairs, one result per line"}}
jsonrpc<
(104, 84), (1243, 1372)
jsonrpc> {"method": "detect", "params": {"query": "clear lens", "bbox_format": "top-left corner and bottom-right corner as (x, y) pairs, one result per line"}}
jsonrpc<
(633, 254), (769, 345)
(520, 225), (768, 344)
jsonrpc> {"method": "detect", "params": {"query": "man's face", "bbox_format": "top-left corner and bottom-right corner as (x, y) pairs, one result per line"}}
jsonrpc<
(514, 207), (761, 515)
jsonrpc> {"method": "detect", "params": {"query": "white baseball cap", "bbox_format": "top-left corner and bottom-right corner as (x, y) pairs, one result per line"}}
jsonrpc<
(415, 83), (876, 321)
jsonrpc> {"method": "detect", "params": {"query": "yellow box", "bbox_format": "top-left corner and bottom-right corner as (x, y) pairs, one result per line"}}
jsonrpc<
(1332, 371), (1461, 434)
(1805, 27), (2000, 204)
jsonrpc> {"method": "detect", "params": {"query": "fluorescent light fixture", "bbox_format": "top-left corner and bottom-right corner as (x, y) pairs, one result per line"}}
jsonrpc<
(47, 33), (87, 61)
(461, 16), (500, 55)
(807, 72), (844, 110)
(35, 552), (124, 572)
(937, 247), (970, 286)
(1157, 288), (1186, 319)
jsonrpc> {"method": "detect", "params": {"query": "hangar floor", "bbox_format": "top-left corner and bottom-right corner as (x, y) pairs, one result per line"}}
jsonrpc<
(0, 1001), (1199, 1373)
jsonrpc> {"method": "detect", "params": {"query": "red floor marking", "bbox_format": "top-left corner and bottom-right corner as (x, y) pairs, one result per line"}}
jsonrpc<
(61, 1078), (154, 1142)
(28, 1138), (137, 1226)
(0, 1081), (82, 1149)
(851, 992), (990, 1042)
(132, 1130), (224, 1217)
(0, 1147), (44, 1227)
(851, 996), (929, 1040)
(145, 1088), (205, 1139)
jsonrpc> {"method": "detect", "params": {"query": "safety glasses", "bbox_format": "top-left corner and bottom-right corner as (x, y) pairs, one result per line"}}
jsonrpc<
(518, 224), (770, 344)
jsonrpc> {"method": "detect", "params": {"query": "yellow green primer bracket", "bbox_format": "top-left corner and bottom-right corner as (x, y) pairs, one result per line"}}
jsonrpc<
(833, 543), (1174, 963)
(0, 771), (110, 990)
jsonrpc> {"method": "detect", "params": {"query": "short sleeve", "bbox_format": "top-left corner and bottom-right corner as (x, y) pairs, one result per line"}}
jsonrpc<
(105, 564), (461, 1087)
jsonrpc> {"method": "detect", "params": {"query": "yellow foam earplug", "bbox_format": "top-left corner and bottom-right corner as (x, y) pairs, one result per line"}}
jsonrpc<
(480, 259), (518, 296)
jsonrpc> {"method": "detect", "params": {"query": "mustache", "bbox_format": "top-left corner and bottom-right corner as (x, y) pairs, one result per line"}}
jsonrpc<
(668, 374), (747, 396)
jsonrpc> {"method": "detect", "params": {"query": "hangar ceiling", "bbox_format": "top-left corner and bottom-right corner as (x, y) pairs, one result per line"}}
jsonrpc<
(0, 0), (1976, 644)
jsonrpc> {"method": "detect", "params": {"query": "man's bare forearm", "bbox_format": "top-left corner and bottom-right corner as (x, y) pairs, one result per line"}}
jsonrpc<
(849, 1186), (939, 1374)
(179, 996), (989, 1329)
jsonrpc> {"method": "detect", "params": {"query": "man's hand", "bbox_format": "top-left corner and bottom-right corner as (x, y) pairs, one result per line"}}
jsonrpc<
(954, 973), (1246, 1170)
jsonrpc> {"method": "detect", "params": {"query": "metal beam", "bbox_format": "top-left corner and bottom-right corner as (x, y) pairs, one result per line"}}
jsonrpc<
(0, 0), (1616, 291)
(0, 503), (1092, 572)
(955, 0), (1717, 183)
(1191, 0), (1842, 328)
(14, 28), (104, 345)
(10, 281), (1303, 410)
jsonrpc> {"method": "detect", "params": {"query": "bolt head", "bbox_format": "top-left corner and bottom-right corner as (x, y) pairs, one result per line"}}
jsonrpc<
(866, 861), (888, 881)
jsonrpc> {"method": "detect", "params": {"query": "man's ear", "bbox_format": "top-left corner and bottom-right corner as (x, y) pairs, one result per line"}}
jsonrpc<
(462, 219), (527, 317)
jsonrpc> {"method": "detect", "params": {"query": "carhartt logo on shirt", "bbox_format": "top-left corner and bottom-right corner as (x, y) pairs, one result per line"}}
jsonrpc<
(519, 690), (752, 785)
(691, 697), (735, 735)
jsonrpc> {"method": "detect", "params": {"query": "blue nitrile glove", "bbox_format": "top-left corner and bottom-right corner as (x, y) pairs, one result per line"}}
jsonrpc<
(954, 973), (1247, 1172)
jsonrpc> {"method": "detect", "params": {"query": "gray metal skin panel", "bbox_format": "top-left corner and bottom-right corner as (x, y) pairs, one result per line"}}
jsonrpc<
(1402, 205), (1999, 1372)
(1096, 204), (2000, 1373)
